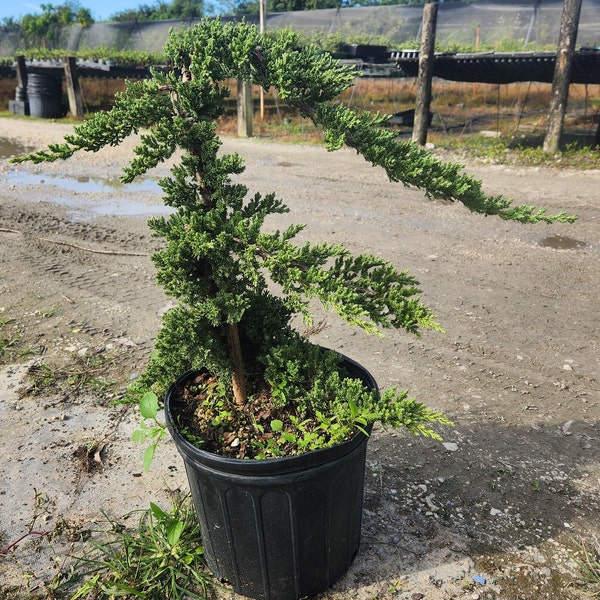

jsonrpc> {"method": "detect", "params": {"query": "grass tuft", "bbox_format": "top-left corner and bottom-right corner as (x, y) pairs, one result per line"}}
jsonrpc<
(571, 541), (600, 597)
(63, 497), (213, 600)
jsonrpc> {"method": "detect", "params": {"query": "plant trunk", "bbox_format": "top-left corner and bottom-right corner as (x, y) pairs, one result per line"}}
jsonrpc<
(227, 322), (247, 406)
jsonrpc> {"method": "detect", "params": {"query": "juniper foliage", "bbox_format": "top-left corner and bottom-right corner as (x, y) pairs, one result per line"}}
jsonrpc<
(14, 18), (575, 448)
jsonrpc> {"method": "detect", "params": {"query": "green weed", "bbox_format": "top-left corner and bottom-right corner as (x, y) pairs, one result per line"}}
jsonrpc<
(64, 498), (212, 600)
(0, 316), (20, 360)
(0, 332), (19, 356)
(571, 541), (600, 597)
(35, 305), (61, 319)
(27, 362), (58, 393)
(26, 354), (116, 396)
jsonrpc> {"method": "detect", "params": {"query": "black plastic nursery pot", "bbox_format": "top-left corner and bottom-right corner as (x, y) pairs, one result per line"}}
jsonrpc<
(164, 356), (377, 600)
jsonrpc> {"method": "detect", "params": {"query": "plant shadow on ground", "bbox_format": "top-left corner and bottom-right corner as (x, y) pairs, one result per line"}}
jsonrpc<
(323, 417), (599, 599)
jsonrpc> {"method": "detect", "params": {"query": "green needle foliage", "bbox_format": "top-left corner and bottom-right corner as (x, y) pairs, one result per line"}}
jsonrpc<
(13, 18), (575, 457)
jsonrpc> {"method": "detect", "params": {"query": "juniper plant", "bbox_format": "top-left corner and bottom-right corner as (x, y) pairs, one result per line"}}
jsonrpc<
(14, 18), (575, 456)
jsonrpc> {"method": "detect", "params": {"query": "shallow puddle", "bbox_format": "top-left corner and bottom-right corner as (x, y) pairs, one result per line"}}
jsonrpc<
(539, 234), (587, 250)
(44, 195), (174, 220)
(5, 170), (160, 193)
(1, 169), (173, 221)
(3, 168), (170, 219)
(0, 137), (34, 159)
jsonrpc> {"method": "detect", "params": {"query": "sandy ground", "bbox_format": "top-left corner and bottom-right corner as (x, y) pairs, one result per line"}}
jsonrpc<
(0, 116), (599, 599)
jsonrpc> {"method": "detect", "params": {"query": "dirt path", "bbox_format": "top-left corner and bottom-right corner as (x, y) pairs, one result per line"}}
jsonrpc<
(1, 117), (599, 599)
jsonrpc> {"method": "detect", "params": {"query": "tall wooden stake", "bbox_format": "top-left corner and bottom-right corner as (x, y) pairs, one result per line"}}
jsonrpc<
(412, 2), (438, 146)
(237, 79), (253, 137)
(259, 0), (266, 121)
(542, 0), (583, 154)
(63, 56), (84, 118)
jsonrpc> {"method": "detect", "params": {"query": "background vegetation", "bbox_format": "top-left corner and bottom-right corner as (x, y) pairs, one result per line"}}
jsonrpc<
(0, 0), (598, 164)
(2, 74), (598, 167)
(0, 0), (462, 31)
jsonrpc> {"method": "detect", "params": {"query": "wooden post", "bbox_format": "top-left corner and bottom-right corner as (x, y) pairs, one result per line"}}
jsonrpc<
(259, 0), (266, 121)
(542, 0), (583, 154)
(9, 55), (29, 115)
(412, 2), (438, 146)
(237, 80), (253, 138)
(63, 56), (84, 117)
(15, 55), (27, 90)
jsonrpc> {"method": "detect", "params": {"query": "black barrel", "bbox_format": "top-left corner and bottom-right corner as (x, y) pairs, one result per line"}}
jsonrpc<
(27, 73), (62, 118)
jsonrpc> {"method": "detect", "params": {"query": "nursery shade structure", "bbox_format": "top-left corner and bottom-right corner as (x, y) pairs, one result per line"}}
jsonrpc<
(2, 0), (600, 54)
(393, 48), (600, 84)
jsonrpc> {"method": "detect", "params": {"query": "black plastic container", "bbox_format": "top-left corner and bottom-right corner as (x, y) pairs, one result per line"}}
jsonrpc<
(164, 356), (376, 600)
(27, 73), (63, 119)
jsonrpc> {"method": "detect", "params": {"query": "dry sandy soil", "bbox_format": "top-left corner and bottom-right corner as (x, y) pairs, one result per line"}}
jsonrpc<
(0, 116), (599, 600)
